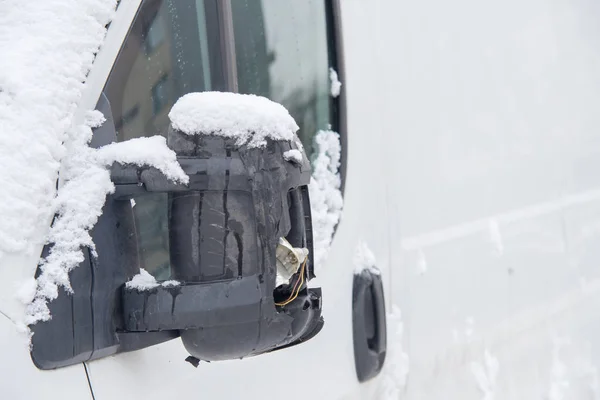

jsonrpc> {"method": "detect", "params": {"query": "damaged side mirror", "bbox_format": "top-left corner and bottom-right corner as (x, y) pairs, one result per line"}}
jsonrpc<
(30, 92), (323, 369)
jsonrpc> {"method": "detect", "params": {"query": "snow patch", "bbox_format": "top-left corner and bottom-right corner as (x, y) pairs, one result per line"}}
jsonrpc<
(329, 67), (342, 98)
(309, 130), (344, 268)
(471, 349), (500, 400)
(168, 92), (299, 148)
(354, 240), (381, 275)
(126, 269), (159, 290)
(96, 136), (188, 183)
(125, 270), (181, 291)
(283, 149), (303, 164)
(378, 305), (410, 399)
(0, 0), (117, 260)
(85, 109), (106, 128)
(16, 278), (37, 305)
(293, 136), (305, 153)
(24, 111), (187, 325)
(15, 321), (34, 350)
(161, 280), (181, 288)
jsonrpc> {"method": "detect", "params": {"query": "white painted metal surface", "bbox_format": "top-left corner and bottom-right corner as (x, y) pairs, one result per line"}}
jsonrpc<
(0, 316), (92, 399)
(373, 0), (600, 398)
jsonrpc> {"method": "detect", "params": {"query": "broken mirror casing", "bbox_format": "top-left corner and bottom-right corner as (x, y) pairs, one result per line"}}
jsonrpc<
(30, 93), (323, 369)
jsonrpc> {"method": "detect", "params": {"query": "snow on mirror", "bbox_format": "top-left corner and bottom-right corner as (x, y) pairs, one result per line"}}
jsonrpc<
(25, 111), (188, 327)
(126, 91), (323, 363)
(168, 92), (299, 147)
(309, 129), (344, 269)
(28, 92), (325, 368)
(167, 91), (314, 295)
(169, 92), (345, 272)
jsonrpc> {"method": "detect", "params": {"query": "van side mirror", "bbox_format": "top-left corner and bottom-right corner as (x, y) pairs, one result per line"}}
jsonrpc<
(31, 92), (323, 369)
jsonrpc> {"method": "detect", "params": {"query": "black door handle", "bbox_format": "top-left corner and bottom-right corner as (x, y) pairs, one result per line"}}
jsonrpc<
(352, 268), (387, 382)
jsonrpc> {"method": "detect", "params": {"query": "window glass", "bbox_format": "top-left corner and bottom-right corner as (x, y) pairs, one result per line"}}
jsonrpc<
(151, 73), (169, 115)
(231, 0), (333, 157)
(103, 0), (224, 278)
(105, 0), (224, 142)
(145, 12), (166, 54)
(102, 0), (338, 279)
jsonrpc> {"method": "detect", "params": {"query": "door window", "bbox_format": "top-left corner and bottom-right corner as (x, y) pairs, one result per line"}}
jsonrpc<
(105, 0), (225, 142)
(102, 0), (340, 279)
(231, 0), (334, 157)
(103, 0), (224, 278)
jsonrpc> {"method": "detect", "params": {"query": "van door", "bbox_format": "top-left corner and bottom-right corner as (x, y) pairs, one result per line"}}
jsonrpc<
(82, 0), (391, 399)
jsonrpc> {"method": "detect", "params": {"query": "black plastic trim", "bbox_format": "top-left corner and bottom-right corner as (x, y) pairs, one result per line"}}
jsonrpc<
(327, 0), (348, 195)
(217, 0), (238, 92)
(353, 270), (387, 382)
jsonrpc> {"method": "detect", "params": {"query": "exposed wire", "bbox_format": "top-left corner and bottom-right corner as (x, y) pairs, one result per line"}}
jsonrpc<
(275, 258), (307, 307)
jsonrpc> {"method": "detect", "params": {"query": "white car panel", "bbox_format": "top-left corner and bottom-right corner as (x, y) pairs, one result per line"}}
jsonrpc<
(0, 316), (92, 399)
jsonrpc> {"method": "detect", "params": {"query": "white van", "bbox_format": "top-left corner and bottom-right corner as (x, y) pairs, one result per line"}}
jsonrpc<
(3, 0), (600, 399)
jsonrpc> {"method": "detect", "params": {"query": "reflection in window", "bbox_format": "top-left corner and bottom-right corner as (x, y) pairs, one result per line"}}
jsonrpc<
(116, 104), (140, 131)
(144, 10), (166, 54)
(103, 0), (224, 278)
(104, 0), (224, 142)
(131, 194), (171, 280)
(151, 74), (169, 115)
(232, 0), (333, 157)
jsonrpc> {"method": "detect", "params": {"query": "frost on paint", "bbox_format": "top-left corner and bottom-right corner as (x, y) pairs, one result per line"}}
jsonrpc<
(25, 111), (187, 325)
(329, 67), (342, 98)
(168, 92), (299, 148)
(549, 338), (570, 400)
(378, 305), (410, 400)
(0, 0), (117, 260)
(309, 130), (344, 268)
(471, 349), (499, 400)
(125, 269), (181, 291)
(354, 240), (381, 275)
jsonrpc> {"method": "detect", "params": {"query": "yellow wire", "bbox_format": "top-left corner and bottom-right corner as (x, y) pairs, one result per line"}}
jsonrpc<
(275, 258), (307, 307)
(275, 260), (305, 307)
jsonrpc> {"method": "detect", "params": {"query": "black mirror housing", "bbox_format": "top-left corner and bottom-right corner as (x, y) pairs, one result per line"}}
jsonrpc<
(30, 93), (323, 369)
